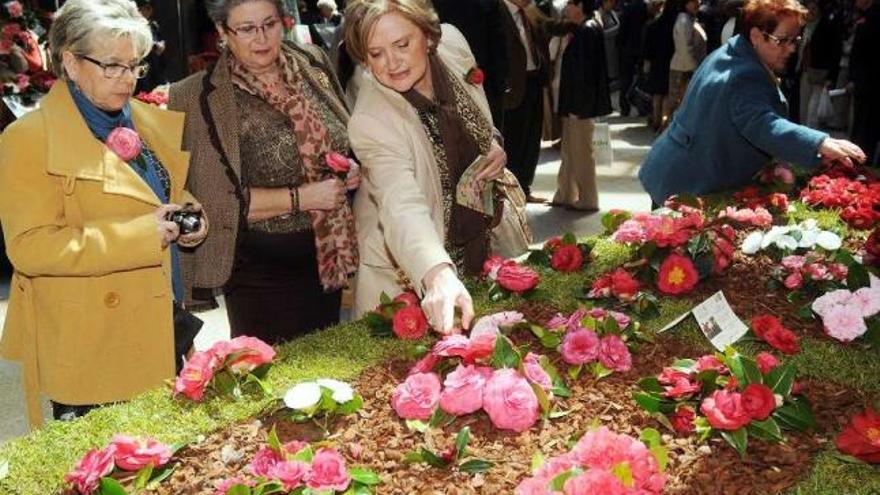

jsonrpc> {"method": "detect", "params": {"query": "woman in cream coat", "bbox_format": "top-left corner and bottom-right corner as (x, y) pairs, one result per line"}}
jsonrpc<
(344, 0), (514, 333)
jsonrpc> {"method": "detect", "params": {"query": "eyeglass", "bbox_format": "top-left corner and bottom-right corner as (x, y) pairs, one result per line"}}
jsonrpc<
(224, 17), (282, 40)
(762, 32), (803, 47)
(78, 55), (149, 79)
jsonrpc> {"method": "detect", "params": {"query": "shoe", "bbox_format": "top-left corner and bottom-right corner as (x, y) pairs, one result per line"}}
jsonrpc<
(548, 201), (569, 208)
(526, 194), (548, 204)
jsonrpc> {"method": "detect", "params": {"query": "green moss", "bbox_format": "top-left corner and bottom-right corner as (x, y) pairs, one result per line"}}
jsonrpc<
(787, 450), (880, 495)
(786, 202), (850, 236)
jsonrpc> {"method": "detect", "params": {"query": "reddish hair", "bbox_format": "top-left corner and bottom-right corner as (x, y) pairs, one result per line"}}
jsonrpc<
(741, 0), (808, 39)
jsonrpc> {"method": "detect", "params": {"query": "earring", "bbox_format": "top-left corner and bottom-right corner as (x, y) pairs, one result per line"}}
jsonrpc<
(217, 37), (228, 50)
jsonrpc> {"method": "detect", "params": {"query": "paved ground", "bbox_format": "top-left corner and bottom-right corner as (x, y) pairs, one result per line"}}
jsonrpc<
(0, 113), (654, 445)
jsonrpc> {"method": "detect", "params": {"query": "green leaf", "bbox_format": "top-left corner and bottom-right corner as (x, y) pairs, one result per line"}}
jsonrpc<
(671, 359), (696, 372)
(227, 485), (253, 495)
(633, 392), (662, 414)
(638, 377), (664, 393)
(250, 363), (272, 380)
(146, 465), (177, 488)
(380, 292), (392, 305)
(268, 425), (283, 455)
(97, 477), (129, 495)
(539, 355), (571, 398)
(549, 409), (573, 419)
(405, 419), (428, 433)
(611, 462), (634, 487)
(740, 356), (763, 386)
(403, 451), (425, 464)
(458, 459), (494, 474)
(527, 249), (551, 266)
(567, 364), (583, 380)
(847, 262), (871, 290)
(864, 318), (880, 348)
(639, 428), (669, 472)
(549, 469), (580, 491)
(244, 372), (273, 397)
(773, 397), (816, 431)
(830, 452), (868, 464)
(531, 381), (552, 416)
(364, 312), (392, 337)
(726, 354), (748, 386)
(291, 444), (315, 463)
(419, 447), (451, 469)
(562, 232), (577, 245)
(592, 362), (613, 379)
(428, 408), (455, 428)
(720, 427), (749, 458)
(490, 335), (521, 369)
(133, 464), (154, 489)
(531, 451), (546, 471)
(694, 416), (713, 442)
(213, 369), (237, 396)
(765, 363), (796, 396)
(748, 418), (784, 442)
(336, 395), (364, 415)
(349, 467), (381, 485)
(454, 427), (471, 460)
(538, 330), (563, 349)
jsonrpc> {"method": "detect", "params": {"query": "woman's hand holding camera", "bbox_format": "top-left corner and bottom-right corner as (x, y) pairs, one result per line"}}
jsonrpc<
(154, 204), (181, 249)
(299, 178), (347, 211)
(154, 203), (208, 249)
(177, 203), (209, 248)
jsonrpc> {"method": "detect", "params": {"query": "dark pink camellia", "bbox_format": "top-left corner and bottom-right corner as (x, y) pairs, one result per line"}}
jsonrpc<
(657, 367), (691, 385)
(324, 151), (351, 175)
(306, 448), (351, 492)
(700, 390), (751, 430)
(64, 446), (116, 495)
(496, 263), (540, 293)
(250, 446), (283, 477)
(560, 329), (600, 365)
(670, 406), (696, 434)
(694, 355), (728, 374)
(522, 352), (553, 392)
(598, 335), (632, 372)
(110, 435), (172, 471)
(741, 383), (776, 420)
(392, 306), (429, 340)
(663, 377), (701, 399)
(269, 461), (310, 491)
(550, 244), (583, 273)
(391, 372), (442, 420)
(106, 126), (142, 162)
(755, 352), (781, 374)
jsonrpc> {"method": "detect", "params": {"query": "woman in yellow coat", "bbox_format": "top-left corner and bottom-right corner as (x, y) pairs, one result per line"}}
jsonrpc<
(0, 0), (207, 427)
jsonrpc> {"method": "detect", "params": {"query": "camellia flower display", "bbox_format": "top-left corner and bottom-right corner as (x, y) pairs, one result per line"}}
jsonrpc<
(282, 379), (363, 433)
(634, 350), (815, 456)
(811, 274), (880, 343)
(749, 315), (801, 355)
(215, 430), (380, 494)
(482, 256), (541, 298)
(174, 336), (275, 402)
(740, 219), (842, 255)
(835, 408), (880, 464)
(64, 435), (176, 495)
(800, 172), (880, 230)
(527, 233), (592, 273)
(515, 426), (667, 495)
(363, 291), (429, 340)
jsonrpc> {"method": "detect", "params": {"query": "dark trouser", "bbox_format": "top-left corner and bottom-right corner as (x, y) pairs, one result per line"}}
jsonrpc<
(618, 52), (639, 116)
(503, 72), (545, 196)
(51, 402), (102, 421)
(225, 229), (341, 346)
(852, 89), (880, 166)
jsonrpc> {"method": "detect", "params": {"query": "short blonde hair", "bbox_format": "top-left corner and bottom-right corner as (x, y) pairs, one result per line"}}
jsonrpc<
(49, 0), (153, 78)
(343, 0), (441, 64)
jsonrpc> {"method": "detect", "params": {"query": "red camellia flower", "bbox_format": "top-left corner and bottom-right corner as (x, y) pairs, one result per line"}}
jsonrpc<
(670, 406), (696, 434)
(656, 253), (699, 295)
(543, 236), (562, 252)
(750, 315), (780, 340)
(393, 291), (420, 308)
(392, 306), (428, 340)
(700, 390), (751, 430)
(695, 354), (728, 374)
(763, 324), (800, 355)
(835, 408), (880, 463)
(865, 229), (880, 266)
(550, 244), (583, 273)
(609, 268), (640, 300)
(465, 66), (485, 85)
(755, 352), (781, 374)
(741, 383), (776, 420)
(496, 264), (540, 293)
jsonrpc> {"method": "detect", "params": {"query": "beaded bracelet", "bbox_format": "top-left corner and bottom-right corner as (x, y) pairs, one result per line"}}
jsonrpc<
(288, 186), (300, 212)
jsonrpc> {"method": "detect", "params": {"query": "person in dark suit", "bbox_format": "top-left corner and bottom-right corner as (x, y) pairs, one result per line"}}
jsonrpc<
(433, 0), (509, 127)
(642, 0), (678, 131)
(617, 0), (648, 116)
(500, 0), (553, 202)
(551, 0), (612, 210)
(849, 0), (880, 165)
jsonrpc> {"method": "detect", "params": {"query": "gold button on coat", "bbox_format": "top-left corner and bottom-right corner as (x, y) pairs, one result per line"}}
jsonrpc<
(104, 292), (121, 308)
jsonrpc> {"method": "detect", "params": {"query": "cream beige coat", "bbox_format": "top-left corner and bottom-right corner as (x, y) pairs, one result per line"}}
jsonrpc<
(349, 25), (494, 316)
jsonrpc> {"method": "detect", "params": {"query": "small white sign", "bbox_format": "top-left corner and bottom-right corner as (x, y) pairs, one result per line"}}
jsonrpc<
(658, 291), (749, 351)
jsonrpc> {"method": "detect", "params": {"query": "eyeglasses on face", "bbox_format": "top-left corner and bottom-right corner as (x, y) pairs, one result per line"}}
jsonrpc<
(762, 31), (803, 47)
(224, 17), (283, 40)
(78, 55), (149, 79)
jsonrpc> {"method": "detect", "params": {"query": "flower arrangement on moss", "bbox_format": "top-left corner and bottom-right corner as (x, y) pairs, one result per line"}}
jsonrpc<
(800, 172), (880, 229)
(363, 291), (429, 340)
(64, 435), (179, 495)
(391, 312), (564, 432)
(749, 315), (801, 355)
(634, 349), (815, 457)
(740, 219), (842, 255)
(811, 274), (880, 344)
(215, 429), (380, 494)
(282, 379), (363, 433)
(527, 233), (591, 273)
(656, 253), (699, 295)
(174, 336), (275, 402)
(836, 408), (880, 464)
(515, 426), (667, 495)
(482, 256), (541, 298)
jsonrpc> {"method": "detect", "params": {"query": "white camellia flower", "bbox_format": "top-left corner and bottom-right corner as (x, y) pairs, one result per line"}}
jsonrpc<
(283, 382), (322, 411)
(798, 229), (818, 248)
(316, 378), (355, 403)
(776, 235), (799, 251)
(741, 231), (764, 255)
(800, 218), (818, 231)
(760, 226), (789, 249)
(815, 231), (842, 251)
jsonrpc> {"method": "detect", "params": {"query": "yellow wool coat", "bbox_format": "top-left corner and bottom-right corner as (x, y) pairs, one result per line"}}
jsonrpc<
(0, 82), (193, 427)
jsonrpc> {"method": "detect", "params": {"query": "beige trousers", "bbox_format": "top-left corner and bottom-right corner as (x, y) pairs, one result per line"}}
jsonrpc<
(553, 116), (598, 210)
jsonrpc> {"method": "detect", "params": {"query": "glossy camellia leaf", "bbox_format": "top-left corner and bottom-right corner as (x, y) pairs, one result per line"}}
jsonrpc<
(638, 376), (664, 394)
(97, 478), (129, 495)
(454, 427), (471, 460)
(491, 335), (521, 369)
(747, 418), (784, 442)
(720, 427), (749, 458)
(550, 468), (581, 491)
(765, 362), (796, 397)
(633, 392), (662, 414)
(639, 428), (669, 472)
(133, 465), (153, 489)
(458, 459), (494, 474)
(336, 395), (364, 415)
(612, 462), (634, 487)
(349, 467), (381, 485)
(773, 396), (816, 431)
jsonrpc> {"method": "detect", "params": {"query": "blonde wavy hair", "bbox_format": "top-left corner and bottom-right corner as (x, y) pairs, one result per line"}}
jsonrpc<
(343, 0), (441, 64)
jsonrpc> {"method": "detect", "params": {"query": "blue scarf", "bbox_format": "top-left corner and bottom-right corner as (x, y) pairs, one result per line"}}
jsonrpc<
(68, 81), (183, 302)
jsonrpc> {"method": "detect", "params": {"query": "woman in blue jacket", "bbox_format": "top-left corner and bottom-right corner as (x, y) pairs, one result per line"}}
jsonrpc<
(638, 0), (864, 206)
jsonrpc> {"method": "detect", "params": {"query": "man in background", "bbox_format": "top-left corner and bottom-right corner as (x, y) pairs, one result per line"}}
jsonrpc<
(135, 0), (167, 93)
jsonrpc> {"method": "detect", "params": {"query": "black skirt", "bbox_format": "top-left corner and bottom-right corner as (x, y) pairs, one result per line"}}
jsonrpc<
(224, 228), (341, 345)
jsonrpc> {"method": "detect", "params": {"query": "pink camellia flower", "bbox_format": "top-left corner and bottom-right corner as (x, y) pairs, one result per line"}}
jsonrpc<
(391, 372), (441, 420)
(663, 376), (701, 399)
(670, 406), (696, 434)
(742, 383), (776, 420)
(324, 151), (351, 175)
(560, 330), (600, 365)
(110, 435), (172, 471)
(481, 255), (513, 280)
(852, 286), (880, 318)
(784, 271), (803, 289)
(523, 352), (553, 392)
(563, 468), (629, 495)
(811, 289), (853, 317)
(174, 350), (218, 401)
(215, 476), (254, 495)
(694, 354), (727, 374)
(432, 334), (470, 358)
(215, 336), (275, 374)
(515, 477), (553, 495)
(781, 255), (807, 271)
(805, 262), (830, 281)
(269, 460), (310, 491)
(756, 352), (781, 374)
(439, 364), (492, 416)
(306, 448), (351, 492)
(250, 446), (283, 477)
(482, 369), (540, 432)
(106, 126), (143, 162)
(496, 263), (540, 293)
(64, 446), (116, 495)
(700, 390), (751, 430)
(658, 367), (691, 385)
(409, 352), (440, 375)
(284, 440), (308, 456)
(548, 308), (588, 333)
(823, 304), (868, 342)
(598, 335), (632, 372)
(828, 263), (849, 281)
(5, 1), (23, 18)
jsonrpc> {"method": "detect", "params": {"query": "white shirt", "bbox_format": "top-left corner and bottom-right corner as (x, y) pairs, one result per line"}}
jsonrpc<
(670, 12), (707, 72)
(504, 0), (537, 71)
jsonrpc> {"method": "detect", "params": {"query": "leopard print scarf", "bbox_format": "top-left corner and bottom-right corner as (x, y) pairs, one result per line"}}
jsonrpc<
(229, 45), (358, 291)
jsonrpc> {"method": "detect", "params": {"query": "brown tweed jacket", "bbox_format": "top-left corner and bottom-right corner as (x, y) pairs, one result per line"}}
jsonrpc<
(168, 42), (349, 308)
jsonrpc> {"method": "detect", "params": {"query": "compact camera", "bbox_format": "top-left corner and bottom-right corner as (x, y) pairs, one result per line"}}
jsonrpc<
(167, 203), (203, 236)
